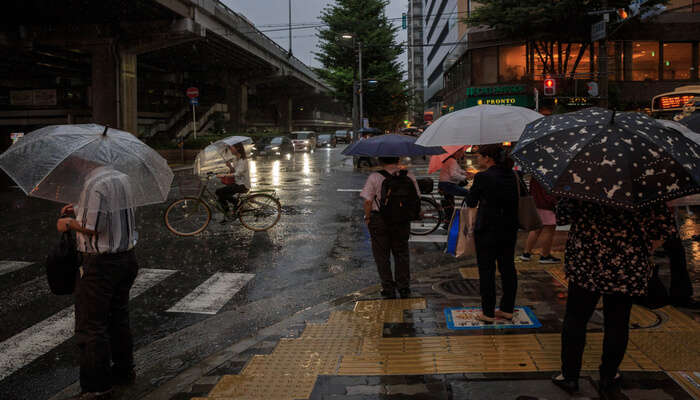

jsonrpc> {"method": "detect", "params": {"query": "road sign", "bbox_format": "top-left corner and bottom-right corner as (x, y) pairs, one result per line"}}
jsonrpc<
(186, 87), (199, 99)
(587, 81), (599, 97)
(189, 97), (199, 105)
(591, 20), (606, 41)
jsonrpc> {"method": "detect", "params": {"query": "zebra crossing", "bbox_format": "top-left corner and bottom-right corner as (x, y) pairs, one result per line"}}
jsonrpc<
(0, 261), (256, 383)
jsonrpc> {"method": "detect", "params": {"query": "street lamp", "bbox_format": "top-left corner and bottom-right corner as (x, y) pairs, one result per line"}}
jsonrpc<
(340, 33), (363, 140)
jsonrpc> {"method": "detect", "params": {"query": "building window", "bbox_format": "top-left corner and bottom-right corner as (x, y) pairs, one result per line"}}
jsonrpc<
(498, 45), (527, 82)
(593, 41), (620, 81)
(472, 47), (498, 85)
(663, 42), (692, 80)
(631, 41), (659, 81)
(565, 43), (592, 77)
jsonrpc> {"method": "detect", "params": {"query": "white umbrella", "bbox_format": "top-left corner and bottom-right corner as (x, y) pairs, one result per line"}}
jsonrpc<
(415, 105), (543, 147)
(656, 119), (700, 145)
(193, 135), (252, 176)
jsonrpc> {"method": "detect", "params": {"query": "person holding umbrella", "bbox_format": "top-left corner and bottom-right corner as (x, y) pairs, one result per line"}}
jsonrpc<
(511, 108), (700, 398)
(344, 134), (444, 298)
(465, 144), (525, 322)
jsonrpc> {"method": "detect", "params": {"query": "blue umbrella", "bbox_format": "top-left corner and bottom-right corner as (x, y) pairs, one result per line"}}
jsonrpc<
(342, 134), (445, 157)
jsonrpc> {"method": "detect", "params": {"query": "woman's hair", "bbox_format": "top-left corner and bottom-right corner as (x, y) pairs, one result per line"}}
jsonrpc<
(378, 156), (400, 165)
(233, 143), (247, 159)
(477, 144), (513, 169)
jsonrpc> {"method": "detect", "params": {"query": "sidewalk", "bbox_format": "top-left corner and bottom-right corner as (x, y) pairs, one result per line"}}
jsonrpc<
(161, 249), (700, 400)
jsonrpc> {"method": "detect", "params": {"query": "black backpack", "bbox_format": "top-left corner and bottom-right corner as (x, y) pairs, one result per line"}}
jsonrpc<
(376, 170), (421, 223)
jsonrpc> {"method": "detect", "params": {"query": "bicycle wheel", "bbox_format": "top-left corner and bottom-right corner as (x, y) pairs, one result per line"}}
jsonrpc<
(238, 193), (281, 231)
(164, 197), (211, 236)
(410, 197), (442, 236)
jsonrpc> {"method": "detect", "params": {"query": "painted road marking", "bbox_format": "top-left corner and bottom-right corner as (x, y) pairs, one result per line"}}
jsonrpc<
(336, 189), (361, 192)
(167, 272), (255, 315)
(0, 261), (33, 276)
(410, 235), (448, 243)
(0, 268), (176, 381)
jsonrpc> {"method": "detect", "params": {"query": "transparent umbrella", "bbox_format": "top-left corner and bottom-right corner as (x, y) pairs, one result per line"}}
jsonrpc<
(193, 135), (252, 176)
(0, 124), (173, 211)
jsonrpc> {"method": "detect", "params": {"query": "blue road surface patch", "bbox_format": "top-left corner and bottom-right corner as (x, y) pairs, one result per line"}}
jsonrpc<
(444, 306), (542, 330)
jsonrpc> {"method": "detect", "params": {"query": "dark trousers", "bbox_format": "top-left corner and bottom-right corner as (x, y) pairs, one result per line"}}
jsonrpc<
(216, 184), (248, 212)
(438, 182), (468, 221)
(474, 229), (518, 317)
(561, 283), (633, 381)
(368, 213), (411, 290)
(664, 233), (693, 300)
(75, 250), (139, 392)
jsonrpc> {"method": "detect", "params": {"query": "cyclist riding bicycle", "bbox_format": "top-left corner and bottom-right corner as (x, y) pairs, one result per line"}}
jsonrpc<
(216, 143), (250, 223)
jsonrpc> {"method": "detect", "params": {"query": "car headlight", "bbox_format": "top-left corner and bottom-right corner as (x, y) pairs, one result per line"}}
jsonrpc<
(271, 146), (279, 150)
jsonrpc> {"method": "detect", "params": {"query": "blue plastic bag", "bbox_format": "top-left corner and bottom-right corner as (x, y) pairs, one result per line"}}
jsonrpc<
(445, 209), (460, 256)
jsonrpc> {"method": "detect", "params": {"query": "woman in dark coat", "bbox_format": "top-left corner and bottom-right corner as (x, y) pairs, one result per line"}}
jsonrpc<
(552, 199), (675, 398)
(466, 144), (526, 322)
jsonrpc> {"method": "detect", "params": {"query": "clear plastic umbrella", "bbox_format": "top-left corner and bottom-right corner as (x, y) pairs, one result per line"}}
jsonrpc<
(193, 135), (252, 176)
(0, 124), (173, 211)
(416, 105), (544, 146)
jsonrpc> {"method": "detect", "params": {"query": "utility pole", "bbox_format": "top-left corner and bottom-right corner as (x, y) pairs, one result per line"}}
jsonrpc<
(288, 0), (293, 57)
(598, 0), (609, 108)
(358, 41), (364, 129)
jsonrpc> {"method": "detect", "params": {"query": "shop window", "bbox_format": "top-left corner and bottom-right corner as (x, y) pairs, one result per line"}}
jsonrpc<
(498, 45), (527, 82)
(565, 43), (592, 77)
(663, 42), (692, 80)
(472, 47), (498, 85)
(631, 41), (659, 81)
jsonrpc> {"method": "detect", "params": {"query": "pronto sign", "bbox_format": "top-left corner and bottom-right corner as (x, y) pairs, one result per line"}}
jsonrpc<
(186, 87), (199, 99)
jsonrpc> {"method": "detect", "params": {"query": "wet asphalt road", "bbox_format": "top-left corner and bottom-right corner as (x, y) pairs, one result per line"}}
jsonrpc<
(0, 145), (456, 400)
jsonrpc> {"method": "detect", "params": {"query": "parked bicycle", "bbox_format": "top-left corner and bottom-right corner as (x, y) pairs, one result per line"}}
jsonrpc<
(410, 178), (456, 236)
(165, 173), (281, 236)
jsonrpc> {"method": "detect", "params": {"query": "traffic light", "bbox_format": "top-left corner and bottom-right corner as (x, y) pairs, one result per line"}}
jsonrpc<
(543, 78), (556, 96)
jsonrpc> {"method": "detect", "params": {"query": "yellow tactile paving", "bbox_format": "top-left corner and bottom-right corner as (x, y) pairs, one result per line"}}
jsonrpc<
(200, 295), (700, 399)
(669, 372), (700, 398)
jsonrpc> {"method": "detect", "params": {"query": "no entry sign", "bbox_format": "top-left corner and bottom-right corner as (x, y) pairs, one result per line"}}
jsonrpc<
(186, 87), (199, 98)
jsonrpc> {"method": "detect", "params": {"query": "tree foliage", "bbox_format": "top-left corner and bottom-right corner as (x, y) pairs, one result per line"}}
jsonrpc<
(466, 0), (667, 77)
(315, 0), (408, 129)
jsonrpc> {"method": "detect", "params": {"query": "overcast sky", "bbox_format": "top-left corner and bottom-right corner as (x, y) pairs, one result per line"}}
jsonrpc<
(223, 0), (408, 69)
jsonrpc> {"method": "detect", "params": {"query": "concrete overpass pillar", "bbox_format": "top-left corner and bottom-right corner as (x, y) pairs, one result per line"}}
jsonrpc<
(226, 82), (248, 133)
(90, 45), (138, 134)
(278, 95), (292, 133)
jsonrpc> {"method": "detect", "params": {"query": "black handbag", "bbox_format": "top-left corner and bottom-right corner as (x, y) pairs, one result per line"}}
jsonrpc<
(635, 266), (669, 310)
(46, 231), (81, 295)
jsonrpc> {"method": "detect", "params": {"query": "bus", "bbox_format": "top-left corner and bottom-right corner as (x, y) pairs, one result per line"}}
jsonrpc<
(651, 85), (700, 114)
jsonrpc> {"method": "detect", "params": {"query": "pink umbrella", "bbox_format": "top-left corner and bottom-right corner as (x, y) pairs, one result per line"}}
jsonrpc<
(428, 145), (467, 174)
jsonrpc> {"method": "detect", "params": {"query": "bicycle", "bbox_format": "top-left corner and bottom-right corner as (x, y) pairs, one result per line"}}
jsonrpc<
(410, 178), (456, 236)
(164, 173), (281, 236)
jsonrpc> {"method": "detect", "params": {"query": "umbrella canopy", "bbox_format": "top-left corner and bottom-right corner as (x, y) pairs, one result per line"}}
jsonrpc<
(428, 145), (466, 174)
(512, 108), (700, 210)
(679, 112), (700, 134)
(193, 136), (252, 176)
(341, 134), (445, 157)
(656, 119), (700, 145)
(416, 105), (543, 147)
(0, 124), (173, 211)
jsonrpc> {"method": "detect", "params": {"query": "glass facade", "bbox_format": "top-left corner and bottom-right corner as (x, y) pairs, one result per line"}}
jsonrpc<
(498, 45), (527, 82)
(471, 47), (498, 85)
(630, 41), (659, 81)
(663, 42), (693, 80)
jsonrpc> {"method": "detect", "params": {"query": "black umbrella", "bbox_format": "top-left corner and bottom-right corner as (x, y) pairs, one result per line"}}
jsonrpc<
(341, 134), (445, 157)
(680, 112), (700, 133)
(512, 107), (700, 210)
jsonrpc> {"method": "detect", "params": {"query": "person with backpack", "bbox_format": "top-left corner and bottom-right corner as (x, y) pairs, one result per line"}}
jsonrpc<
(360, 157), (421, 299)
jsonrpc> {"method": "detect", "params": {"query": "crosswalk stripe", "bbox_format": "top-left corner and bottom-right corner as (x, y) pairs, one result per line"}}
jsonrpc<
(0, 268), (176, 381)
(166, 272), (255, 315)
(0, 261), (33, 276)
(336, 189), (361, 192)
(410, 235), (448, 243)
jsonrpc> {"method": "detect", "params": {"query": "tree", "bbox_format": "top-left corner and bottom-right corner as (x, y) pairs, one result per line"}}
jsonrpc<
(465, 0), (667, 78)
(315, 0), (409, 130)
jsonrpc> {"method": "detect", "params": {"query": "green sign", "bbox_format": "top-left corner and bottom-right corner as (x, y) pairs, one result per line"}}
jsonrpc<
(454, 95), (534, 109)
(465, 85), (527, 97)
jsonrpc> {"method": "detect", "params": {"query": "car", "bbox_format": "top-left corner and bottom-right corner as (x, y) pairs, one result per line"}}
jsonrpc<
(260, 136), (293, 157)
(317, 133), (337, 148)
(335, 129), (353, 143)
(290, 131), (317, 152)
(400, 127), (420, 137)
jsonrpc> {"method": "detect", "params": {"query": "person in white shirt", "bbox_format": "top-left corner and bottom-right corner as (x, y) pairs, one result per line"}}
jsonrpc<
(215, 143), (250, 222)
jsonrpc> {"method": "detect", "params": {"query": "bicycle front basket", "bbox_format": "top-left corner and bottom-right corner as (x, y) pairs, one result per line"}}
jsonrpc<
(177, 173), (203, 197)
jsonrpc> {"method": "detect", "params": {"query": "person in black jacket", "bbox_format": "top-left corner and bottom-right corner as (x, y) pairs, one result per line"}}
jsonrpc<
(466, 144), (525, 323)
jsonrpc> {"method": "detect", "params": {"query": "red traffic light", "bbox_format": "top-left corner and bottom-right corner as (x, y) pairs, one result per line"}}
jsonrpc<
(543, 78), (556, 96)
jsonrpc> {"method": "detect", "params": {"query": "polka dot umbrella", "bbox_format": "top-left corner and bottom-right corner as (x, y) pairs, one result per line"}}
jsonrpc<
(511, 107), (700, 210)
